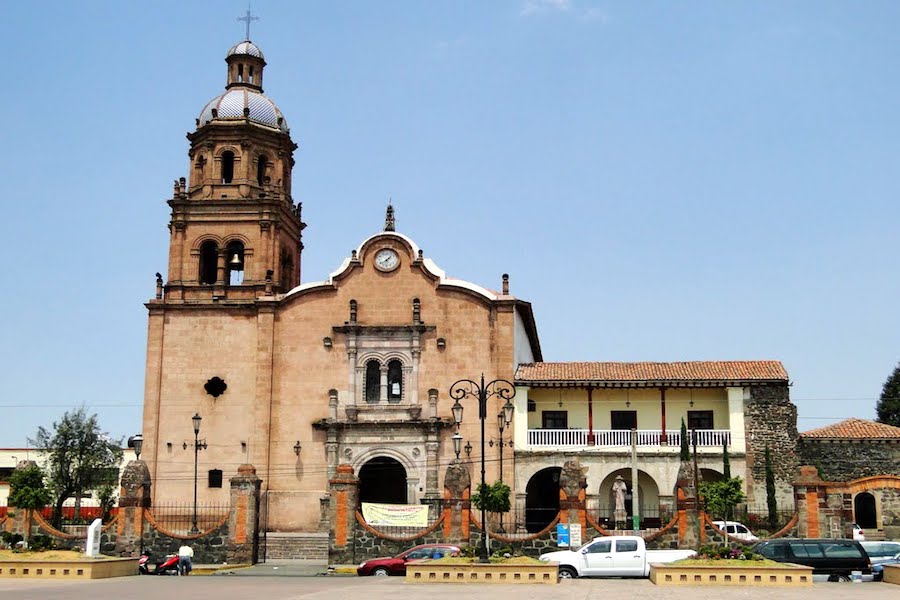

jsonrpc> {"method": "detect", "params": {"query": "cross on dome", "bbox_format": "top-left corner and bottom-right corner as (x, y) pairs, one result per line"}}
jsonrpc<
(237, 7), (259, 41)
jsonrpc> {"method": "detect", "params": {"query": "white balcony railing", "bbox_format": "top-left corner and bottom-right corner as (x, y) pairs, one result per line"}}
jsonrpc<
(526, 429), (731, 448)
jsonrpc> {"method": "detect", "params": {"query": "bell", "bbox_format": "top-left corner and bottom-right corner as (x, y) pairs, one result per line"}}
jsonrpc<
(230, 253), (243, 268)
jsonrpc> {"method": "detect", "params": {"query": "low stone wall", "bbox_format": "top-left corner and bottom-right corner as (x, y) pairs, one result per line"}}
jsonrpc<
(0, 557), (139, 579)
(140, 520), (229, 564)
(263, 532), (328, 560)
(649, 563), (813, 586)
(406, 561), (558, 584)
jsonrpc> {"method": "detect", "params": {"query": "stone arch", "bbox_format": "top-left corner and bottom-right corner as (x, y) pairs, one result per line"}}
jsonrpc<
(524, 466), (561, 533)
(352, 446), (418, 505)
(700, 468), (724, 483)
(597, 468), (661, 527)
(358, 456), (407, 505)
(854, 491), (877, 529)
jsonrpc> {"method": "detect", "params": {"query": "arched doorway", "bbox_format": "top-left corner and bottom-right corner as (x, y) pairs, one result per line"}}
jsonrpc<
(358, 457), (407, 504)
(854, 492), (877, 529)
(700, 469), (724, 483)
(598, 469), (662, 528)
(525, 467), (561, 533)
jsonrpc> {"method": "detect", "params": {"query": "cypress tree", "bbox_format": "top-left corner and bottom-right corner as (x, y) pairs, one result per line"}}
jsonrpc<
(764, 444), (778, 530)
(680, 419), (689, 461)
(876, 363), (900, 427)
(723, 439), (731, 479)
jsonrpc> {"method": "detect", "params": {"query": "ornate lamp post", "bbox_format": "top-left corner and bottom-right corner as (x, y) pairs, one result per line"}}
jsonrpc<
(450, 374), (516, 562)
(489, 407), (515, 533)
(132, 434), (143, 461)
(183, 413), (208, 534)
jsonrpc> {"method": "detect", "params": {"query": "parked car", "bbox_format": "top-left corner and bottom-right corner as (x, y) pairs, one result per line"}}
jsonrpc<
(870, 551), (900, 581)
(861, 541), (900, 563)
(357, 543), (461, 576)
(539, 535), (695, 578)
(751, 538), (872, 582)
(852, 523), (865, 540)
(711, 520), (759, 542)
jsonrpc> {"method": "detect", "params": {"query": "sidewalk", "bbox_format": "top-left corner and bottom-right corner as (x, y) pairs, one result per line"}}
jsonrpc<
(193, 559), (358, 577)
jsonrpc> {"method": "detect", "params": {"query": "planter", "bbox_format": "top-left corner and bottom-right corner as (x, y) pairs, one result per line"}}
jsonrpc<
(0, 557), (139, 579)
(406, 560), (558, 584)
(649, 562), (812, 586)
(884, 564), (900, 585)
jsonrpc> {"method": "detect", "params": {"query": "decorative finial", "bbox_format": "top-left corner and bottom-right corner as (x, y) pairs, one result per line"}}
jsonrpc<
(384, 201), (395, 232)
(237, 6), (259, 41)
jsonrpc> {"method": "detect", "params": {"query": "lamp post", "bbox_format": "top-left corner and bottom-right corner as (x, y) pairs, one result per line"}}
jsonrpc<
(183, 413), (207, 534)
(132, 434), (143, 461)
(450, 374), (516, 563)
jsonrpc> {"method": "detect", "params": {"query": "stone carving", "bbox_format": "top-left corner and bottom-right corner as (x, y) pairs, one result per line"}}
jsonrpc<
(444, 461), (471, 498)
(612, 475), (628, 512)
(559, 458), (587, 499)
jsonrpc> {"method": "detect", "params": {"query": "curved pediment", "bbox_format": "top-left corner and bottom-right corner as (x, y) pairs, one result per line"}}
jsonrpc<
(283, 231), (504, 303)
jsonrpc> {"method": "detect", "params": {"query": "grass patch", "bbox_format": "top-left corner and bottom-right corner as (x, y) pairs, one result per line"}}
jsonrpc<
(0, 550), (114, 562)
(671, 557), (793, 568)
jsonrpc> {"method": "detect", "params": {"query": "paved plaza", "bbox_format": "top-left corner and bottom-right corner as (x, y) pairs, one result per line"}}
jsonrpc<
(0, 572), (895, 600)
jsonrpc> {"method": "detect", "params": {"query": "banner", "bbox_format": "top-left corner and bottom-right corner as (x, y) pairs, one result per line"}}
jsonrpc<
(361, 502), (429, 527)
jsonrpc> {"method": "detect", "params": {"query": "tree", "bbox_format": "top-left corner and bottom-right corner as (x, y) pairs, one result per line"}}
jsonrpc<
(680, 419), (690, 461)
(722, 440), (731, 479)
(764, 444), (778, 530)
(699, 477), (745, 521)
(30, 408), (123, 527)
(876, 363), (900, 427)
(471, 480), (511, 551)
(8, 464), (51, 543)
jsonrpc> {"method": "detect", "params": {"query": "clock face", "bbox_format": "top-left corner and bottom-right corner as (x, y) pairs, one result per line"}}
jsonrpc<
(374, 248), (400, 271)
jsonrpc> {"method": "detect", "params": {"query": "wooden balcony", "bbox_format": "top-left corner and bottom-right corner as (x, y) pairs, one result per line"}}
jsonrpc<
(526, 428), (731, 448)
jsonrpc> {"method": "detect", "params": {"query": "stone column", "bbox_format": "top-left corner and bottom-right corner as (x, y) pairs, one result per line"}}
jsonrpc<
(115, 460), (152, 557)
(795, 465), (825, 538)
(424, 439), (440, 501)
(328, 464), (359, 564)
(427, 389), (439, 420)
(559, 459), (588, 532)
(442, 461), (471, 543)
(379, 365), (388, 404)
(227, 464), (262, 564)
(328, 389), (338, 421)
(676, 460), (701, 549)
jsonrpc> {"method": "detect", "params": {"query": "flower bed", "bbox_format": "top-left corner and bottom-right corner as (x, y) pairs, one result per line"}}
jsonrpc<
(406, 556), (557, 584)
(0, 551), (138, 579)
(650, 546), (812, 587)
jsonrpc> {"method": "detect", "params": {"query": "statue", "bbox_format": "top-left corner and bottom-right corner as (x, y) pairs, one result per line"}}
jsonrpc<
(612, 475), (628, 512)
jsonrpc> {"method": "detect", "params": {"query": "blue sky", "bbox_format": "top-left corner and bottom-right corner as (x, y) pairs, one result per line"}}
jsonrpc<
(2, 1), (898, 446)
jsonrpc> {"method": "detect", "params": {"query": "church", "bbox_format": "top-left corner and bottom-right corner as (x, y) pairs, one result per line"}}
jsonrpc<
(141, 35), (834, 550)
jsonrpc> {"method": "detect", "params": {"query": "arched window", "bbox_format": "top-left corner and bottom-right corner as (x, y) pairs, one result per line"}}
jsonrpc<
(257, 155), (268, 186)
(387, 359), (403, 403)
(199, 241), (218, 284)
(279, 248), (293, 290)
(365, 360), (380, 403)
(226, 241), (244, 285)
(221, 151), (235, 183)
(249, 65), (255, 84)
(237, 63), (244, 82)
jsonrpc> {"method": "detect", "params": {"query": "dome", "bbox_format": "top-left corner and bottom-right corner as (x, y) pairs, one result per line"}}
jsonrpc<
(227, 40), (265, 61)
(198, 89), (288, 132)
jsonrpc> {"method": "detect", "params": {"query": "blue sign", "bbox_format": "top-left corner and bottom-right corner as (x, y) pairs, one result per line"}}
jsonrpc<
(556, 523), (570, 547)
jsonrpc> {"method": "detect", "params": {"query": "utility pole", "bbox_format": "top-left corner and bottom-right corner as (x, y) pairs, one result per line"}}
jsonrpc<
(631, 428), (640, 532)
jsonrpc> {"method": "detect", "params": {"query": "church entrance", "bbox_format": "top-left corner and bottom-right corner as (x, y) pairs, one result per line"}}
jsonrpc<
(854, 492), (877, 529)
(359, 457), (408, 504)
(525, 467), (561, 533)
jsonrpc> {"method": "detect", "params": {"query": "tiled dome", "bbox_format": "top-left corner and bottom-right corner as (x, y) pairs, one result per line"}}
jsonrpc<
(227, 40), (265, 61)
(198, 89), (288, 132)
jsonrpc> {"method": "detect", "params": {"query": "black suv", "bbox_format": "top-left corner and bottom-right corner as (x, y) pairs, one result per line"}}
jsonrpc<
(751, 539), (872, 582)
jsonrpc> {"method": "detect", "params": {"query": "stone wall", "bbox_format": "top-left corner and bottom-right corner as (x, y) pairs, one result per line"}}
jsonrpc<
(140, 521), (229, 564)
(744, 384), (799, 505)
(881, 487), (900, 539)
(798, 440), (900, 482)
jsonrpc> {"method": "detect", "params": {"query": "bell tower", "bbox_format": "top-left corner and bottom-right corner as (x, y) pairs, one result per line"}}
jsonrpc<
(163, 38), (305, 302)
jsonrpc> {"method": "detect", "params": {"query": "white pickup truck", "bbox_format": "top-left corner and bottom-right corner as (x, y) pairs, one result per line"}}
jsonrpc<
(539, 535), (695, 578)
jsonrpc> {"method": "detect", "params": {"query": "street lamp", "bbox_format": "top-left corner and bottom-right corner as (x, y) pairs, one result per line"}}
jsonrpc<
(183, 413), (208, 534)
(449, 374), (516, 562)
(132, 434), (143, 461)
(488, 407), (514, 533)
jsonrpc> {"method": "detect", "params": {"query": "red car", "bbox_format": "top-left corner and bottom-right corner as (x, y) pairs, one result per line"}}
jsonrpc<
(357, 543), (461, 576)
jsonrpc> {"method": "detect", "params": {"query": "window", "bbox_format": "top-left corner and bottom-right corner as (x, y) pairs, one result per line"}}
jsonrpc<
(611, 410), (637, 430)
(823, 543), (863, 558)
(527, 399), (536, 412)
(616, 540), (638, 553)
(387, 359), (403, 402)
(280, 248), (293, 290)
(221, 151), (235, 183)
(237, 63), (244, 82)
(586, 540), (611, 554)
(687, 410), (714, 430)
(790, 543), (824, 558)
(226, 241), (244, 285)
(257, 155), (268, 186)
(199, 241), (218, 284)
(208, 469), (223, 488)
(365, 360), (380, 403)
(542, 411), (567, 429)
(249, 65), (255, 84)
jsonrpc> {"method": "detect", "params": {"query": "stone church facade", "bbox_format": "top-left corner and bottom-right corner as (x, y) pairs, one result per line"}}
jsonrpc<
(144, 37), (893, 548)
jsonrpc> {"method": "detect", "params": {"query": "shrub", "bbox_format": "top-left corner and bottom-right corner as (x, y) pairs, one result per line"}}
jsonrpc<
(697, 544), (762, 561)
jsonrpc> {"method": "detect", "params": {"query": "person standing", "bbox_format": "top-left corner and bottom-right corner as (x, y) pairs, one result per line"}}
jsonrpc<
(178, 544), (194, 576)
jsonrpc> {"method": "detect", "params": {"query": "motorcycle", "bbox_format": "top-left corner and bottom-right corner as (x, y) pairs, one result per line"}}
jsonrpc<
(139, 552), (181, 575)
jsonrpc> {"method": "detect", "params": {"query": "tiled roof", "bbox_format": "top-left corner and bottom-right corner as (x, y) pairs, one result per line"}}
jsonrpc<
(515, 360), (788, 383)
(800, 418), (900, 439)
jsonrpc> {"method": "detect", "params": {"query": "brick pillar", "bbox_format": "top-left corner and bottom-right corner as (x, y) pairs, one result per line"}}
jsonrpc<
(115, 460), (151, 557)
(559, 459), (588, 533)
(676, 460), (700, 549)
(328, 464), (359, 564)
(227, 464), (262, 564)
(442, 460), (471, 542)
(795, 465), (825, 538)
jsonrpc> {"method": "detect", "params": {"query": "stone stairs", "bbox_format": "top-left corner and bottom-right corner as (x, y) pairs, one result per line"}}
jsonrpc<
(261, 532), (329, 561)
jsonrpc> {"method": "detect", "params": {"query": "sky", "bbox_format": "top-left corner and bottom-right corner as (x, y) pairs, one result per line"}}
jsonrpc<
(1, 1), (898, 447)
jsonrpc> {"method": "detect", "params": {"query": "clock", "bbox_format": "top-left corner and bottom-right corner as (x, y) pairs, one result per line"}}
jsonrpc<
(374, 248), (400, 272)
